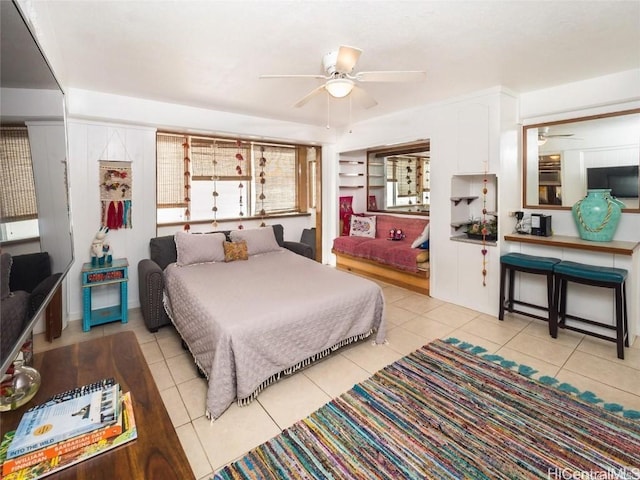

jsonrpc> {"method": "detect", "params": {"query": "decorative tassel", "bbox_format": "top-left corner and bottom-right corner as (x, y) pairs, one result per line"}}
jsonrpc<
(107, 201), (118, 230)
(122, 200), (131, 228)
(116, 201), (123, 229)
(101, 201), (107, 226)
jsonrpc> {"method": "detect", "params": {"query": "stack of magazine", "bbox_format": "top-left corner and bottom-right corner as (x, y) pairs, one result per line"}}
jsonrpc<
(0, 378), (137, 479)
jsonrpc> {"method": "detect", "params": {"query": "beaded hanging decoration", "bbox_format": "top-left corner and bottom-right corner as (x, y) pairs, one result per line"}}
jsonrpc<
(236, 140), (245, 230)
(182, 137), (191, 231)
(258, 146), (267, 227)
(481, 164), (489, 286)
(211, 141), (219, 228)
(406, 159), (413, 196)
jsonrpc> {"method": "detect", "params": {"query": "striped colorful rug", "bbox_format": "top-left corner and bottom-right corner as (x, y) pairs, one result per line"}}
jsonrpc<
(214, 339), (640, 479)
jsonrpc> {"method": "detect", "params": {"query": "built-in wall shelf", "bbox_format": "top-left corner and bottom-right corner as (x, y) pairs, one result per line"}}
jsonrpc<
(450, 234), (497, 247)
(339, 156), (367, 190)
(504, 234), (640, 256)
(450, 174), (498, 241)
(450, 221), (472, 231)
(450, 196), (479, 206)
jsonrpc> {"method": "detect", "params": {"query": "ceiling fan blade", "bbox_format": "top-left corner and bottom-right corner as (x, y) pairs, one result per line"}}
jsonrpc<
(335, 45), (362, 73)
(293, 85), (326, 108)
(260, 74), (327, 80)
(354, 71), (427, 82)
(350, 85), (377, 109)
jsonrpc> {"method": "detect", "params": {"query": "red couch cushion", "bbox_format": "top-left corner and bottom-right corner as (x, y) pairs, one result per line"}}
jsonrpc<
(374, 215), (428, 243)
(332, 236), (371, 255)
(353, 238), (420, 272)
(332, 214), (429, 273)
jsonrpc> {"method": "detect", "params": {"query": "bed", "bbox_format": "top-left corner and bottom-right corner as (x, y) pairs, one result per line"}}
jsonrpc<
(157, 226), (386, 420)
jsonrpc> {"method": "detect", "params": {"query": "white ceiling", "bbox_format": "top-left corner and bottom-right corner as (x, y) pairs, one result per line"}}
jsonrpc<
(21, 0), (640, 128)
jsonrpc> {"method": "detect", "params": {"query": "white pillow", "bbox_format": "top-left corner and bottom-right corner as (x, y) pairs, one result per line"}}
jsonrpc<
(411, 224), (430, 248)
(175, 231), (226, 266)
(230, 227), (281, 255)
(349, 216), (376, 238)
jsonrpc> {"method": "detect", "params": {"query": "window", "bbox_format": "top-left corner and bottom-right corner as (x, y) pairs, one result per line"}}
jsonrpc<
(156, 133), (314, 225)
(0, 126), (39, 241)
(386, 156), (417, 198)
(368, 140), (430, 214)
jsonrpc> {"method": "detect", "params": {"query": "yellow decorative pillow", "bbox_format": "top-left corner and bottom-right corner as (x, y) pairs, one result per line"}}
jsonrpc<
(223, 240), (248, 262)
(416, 250), (429, 263)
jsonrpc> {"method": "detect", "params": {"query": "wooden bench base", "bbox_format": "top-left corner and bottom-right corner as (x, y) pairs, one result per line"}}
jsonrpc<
(332, 249), (429, 295)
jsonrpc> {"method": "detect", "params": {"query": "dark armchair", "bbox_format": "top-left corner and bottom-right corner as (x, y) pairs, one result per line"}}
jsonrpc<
(138, 224), (313, 333)
(1, 252), (59, 362)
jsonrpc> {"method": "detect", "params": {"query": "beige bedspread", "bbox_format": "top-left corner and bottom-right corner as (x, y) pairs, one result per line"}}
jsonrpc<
(163, 249), (385, 419)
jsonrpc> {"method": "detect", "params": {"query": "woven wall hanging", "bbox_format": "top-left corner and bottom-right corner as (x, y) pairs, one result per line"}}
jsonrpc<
(99, 160), (132, 229)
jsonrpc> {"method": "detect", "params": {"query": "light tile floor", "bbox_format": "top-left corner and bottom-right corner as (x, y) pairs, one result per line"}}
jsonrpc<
(34, 280), (640, 480)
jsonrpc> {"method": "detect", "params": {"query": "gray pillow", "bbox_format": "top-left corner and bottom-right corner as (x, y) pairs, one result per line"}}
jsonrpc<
(1, 252), (12, 300)
(230, 227), (281, 256)
(174, 231), (226, 266)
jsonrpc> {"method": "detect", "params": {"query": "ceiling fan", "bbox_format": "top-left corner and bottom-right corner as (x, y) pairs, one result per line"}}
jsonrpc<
(538, 127), (576, 145)
(259, 45), (426, 109)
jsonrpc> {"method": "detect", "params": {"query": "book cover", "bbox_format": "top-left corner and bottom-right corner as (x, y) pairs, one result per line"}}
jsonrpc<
(1, 392), (137, 480)
(27, 378), (117, 410)
(2, 393), (125, 475)
(6, 383), (120, 459)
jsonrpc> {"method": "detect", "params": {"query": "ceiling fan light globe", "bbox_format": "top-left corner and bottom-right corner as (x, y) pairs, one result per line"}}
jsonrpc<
(325, 78), (354, 98)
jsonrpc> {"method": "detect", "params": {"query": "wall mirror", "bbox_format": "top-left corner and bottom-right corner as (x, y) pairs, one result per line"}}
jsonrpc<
(367, 140), (430, 215)
(523, 109), (640, 212)
(1, 0), (74, 378)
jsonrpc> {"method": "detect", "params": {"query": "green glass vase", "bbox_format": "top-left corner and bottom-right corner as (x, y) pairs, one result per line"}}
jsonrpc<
(572, 189), (622, 242)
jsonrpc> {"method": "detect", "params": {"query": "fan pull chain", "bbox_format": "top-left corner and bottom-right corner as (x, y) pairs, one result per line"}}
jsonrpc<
(326, 92), (331, 129)
(348, 95), (353, 134)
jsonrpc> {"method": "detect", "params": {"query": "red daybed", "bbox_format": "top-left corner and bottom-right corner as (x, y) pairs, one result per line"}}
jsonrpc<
(332, 214), (430, 294)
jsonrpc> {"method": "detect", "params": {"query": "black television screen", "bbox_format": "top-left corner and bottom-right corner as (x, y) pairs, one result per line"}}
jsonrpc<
(587, 165), (639, 198)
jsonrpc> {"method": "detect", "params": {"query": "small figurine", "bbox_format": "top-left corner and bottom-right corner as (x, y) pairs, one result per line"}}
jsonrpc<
(388, 228), (406, 241)
(90, 226), (113, 266)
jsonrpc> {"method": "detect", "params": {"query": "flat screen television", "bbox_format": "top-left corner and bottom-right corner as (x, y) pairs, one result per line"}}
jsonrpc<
(586, 165), (639, 198)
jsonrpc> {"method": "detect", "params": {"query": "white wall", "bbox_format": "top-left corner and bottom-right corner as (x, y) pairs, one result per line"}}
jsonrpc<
(66, 121), (157, 320)
(0, 88), (64, 121)
(25, 121), (73, 275)
(334, 87), (520, 316)
(61, 71), (640, 327)
(334, 71), (640, 321)
(513, 69), (640, 341)
(63, 92), (326, 321)
(519, 70), (640, 242)
(519, 69), (640, 121)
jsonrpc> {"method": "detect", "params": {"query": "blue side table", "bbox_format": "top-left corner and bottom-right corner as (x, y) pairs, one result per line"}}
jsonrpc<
(81, 258), (129, 331)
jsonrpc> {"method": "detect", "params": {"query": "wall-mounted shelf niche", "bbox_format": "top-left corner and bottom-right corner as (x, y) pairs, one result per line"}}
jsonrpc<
(339, 155), (366, 190)
(450, 196), (479, 206)
(450, 235), (497, 247)
(450, 221), (472, 231)
(450, 173), (498, 242)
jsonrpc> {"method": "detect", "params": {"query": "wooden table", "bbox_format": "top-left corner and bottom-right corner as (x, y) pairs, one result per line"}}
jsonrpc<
(0, 331), (195, 479)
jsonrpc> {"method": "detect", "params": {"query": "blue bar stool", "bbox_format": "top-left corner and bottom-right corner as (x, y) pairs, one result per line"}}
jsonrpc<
(499, 253), (561, 322)
(551, 261), (628, 359)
